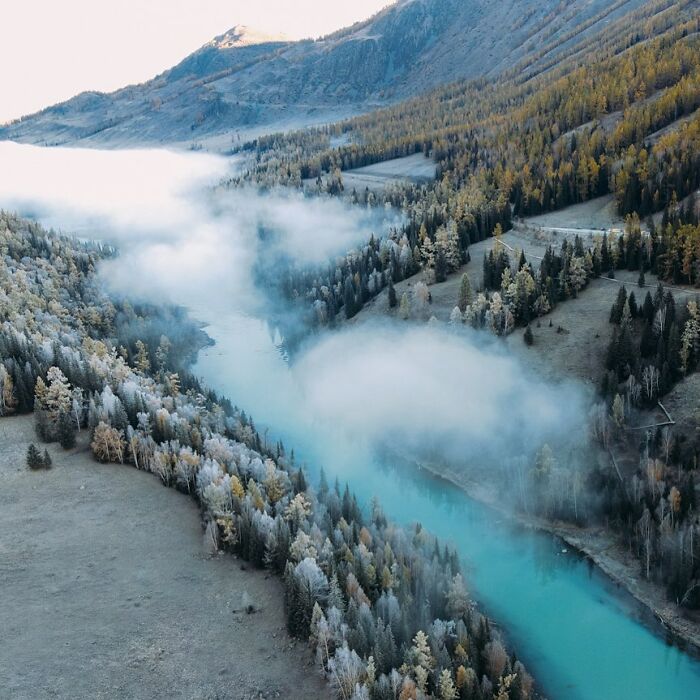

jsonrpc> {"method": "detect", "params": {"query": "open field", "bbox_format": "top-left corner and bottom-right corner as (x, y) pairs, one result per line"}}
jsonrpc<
(0, 415), (328, 700)
(504, 271), (640, 385)
(344, 153), (436, 180)
(341, 153), (436, 192)
(303, 153), (436, 192)
(521, 191), (699, 232)
(520, 195), (623, 233)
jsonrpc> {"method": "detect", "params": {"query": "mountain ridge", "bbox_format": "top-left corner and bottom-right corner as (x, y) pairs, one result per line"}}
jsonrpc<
(0, 0), (650, 151)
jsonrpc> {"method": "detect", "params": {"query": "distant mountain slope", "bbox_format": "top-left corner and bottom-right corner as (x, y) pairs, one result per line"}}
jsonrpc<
(1, 0), (650, 150)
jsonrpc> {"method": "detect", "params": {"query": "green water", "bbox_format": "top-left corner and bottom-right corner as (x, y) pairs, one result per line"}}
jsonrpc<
(195, 311), (700, 700)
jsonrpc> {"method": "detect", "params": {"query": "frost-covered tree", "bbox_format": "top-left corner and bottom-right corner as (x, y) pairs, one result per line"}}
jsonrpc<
(91, 422), (125, 463)
(0, 364), (17, 416)
(438, 669), (457, 700)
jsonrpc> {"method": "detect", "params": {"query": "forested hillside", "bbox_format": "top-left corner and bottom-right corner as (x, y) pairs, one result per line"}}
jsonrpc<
(243, 0), (700, 218)
(4, 0), (700, 694)
(235, 0), (700, 328)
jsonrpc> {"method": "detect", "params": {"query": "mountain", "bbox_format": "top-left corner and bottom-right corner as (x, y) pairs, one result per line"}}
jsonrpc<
(1, 0), (650, 150)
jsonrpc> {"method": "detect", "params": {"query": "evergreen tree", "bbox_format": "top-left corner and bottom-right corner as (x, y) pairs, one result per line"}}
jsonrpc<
(399, 292), (410, 320)
(483, 253), (493, 290)
(26, 444), (43, 470)
(388, 280), (397, 309)
(57, 411), (77, 449)
(628, 291), (638, 319)
(518, 249), (527, 271)
(343, 277), (356, 319)
(609, 286), (628, 324)
(35, 409), (52, 442)
(435, 249), (448, 283)
(457, 273), (473, 312)
(642, 292), (655, 323)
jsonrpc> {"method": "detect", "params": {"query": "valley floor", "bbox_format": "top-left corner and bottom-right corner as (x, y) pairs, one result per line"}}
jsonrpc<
(0, 415), (328, 700)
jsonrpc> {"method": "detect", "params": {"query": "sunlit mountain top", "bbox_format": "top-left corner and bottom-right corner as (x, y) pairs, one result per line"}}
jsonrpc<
(208, 25), (289, 49)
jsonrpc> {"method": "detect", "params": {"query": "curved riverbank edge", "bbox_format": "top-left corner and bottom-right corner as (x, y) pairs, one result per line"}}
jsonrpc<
(415, 461), (700, 656)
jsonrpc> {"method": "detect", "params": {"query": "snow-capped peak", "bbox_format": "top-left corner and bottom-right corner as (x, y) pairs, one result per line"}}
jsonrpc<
(209, 25), (288, 50)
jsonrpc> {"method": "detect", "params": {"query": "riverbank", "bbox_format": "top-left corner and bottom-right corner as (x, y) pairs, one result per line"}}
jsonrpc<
(417, 460), (700, 655)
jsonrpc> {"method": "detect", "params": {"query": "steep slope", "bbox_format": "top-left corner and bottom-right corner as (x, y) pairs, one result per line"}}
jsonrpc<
(1, 0), (649, 150)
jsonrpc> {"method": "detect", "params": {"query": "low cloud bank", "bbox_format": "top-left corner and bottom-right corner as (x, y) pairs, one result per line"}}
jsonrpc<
(0, 142), (588, 477)
(0, 142), (390, 307)
(292, 323), (587, 465)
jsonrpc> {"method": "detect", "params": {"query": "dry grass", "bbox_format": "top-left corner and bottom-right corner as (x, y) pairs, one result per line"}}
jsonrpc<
(0, 415), (328, 700)
(522, 195), (622, 231)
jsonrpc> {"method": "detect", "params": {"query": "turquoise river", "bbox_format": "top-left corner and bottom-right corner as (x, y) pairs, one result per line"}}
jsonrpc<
(194, 309), (700, 700)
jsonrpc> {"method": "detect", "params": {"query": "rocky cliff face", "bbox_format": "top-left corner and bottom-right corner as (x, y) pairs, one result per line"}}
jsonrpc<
(0, 0), (648, 149)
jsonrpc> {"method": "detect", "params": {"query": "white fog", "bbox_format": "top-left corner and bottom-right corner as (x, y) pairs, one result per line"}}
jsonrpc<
(0, 141), (586, 474)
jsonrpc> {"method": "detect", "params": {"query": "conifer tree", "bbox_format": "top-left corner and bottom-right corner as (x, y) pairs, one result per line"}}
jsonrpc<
(57, 411), (77, 449)
(457, 273), (473, 312)
(134, 340), (151, 373)
(388, 280), (397, 309)
(26, 444), (43, 470)
(399, 292), (410, 320)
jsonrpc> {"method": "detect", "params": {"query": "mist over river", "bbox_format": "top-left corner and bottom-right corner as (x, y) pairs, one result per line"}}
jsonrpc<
(1, 143), (700, 699)
(193, 308), (700, 700)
